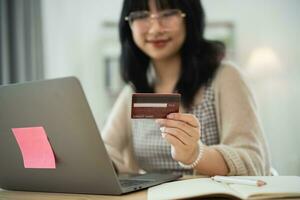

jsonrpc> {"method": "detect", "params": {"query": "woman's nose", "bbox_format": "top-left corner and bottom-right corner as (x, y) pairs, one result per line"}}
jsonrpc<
(147, 18), (164, 34)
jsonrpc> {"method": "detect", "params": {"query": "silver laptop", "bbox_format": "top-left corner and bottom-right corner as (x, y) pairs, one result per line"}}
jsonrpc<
(0, 77), (181, 195)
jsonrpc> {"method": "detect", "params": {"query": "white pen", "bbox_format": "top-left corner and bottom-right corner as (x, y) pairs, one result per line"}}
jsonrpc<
(211, 176), (267, 187)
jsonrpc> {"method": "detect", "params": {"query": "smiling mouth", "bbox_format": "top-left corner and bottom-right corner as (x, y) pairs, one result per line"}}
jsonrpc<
(147, 39), (171, 48)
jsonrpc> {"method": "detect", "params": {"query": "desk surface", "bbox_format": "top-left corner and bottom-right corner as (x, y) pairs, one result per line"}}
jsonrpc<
(0, 176), (200, 200)
(0, 189), (146, 200)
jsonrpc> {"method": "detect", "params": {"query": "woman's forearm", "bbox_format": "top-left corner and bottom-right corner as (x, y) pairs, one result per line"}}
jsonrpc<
(194, 146), (229, 176)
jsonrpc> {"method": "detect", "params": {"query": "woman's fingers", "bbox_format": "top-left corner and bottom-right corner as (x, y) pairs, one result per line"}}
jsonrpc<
(158, 113), (202, 163)
(161, 129), (198, 163)
(160, 126), (194, 145)
(167, 113), (200, 128)
(156, 118), (200, 140)
(157, 118), (193, 137)
(162, 132), (185, 149)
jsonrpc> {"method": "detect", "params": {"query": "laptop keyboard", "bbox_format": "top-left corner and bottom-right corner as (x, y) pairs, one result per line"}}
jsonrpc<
(119, 179), (152, 188)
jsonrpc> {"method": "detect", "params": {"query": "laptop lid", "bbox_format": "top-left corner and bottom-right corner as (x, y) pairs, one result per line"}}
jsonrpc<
(0, 77), (124, 195)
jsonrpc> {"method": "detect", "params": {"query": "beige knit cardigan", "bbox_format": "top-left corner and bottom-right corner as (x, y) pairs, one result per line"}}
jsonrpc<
(102, 62), (271, 176)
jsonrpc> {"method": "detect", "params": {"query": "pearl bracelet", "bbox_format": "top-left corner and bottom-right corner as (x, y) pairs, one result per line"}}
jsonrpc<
(178, 141), (204, 169)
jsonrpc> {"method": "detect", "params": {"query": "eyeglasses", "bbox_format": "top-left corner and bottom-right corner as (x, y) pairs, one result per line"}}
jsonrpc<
(125, 9), (186, 32)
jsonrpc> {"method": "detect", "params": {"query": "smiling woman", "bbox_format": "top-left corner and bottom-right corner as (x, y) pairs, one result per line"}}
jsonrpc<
(127, 6), (186, 62)
(37, 0), (300, 177)
(102, 0), (271, 177)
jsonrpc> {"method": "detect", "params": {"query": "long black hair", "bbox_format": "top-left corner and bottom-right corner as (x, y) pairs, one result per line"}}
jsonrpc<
(119, 0), (224, 109)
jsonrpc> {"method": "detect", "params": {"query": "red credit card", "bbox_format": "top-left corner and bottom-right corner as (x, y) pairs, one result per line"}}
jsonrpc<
(131, 93), (181, 119)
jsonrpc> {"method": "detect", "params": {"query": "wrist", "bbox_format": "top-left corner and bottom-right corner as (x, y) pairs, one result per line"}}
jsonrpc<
(185, 144), (199, 164)
(178, 141), (205, 169)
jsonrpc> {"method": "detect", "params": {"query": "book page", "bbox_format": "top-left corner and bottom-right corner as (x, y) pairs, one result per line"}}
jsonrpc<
(148, 178), (241, 200)
(229, 176), (300, 200)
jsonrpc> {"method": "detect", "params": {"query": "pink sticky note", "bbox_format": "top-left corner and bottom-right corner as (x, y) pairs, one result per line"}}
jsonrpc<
(12, 126), (56, 169)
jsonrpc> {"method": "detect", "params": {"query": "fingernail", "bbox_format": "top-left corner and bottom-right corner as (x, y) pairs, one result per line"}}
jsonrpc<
(167, 113), (174, 119)
(161, 133), (166, 138)
(155, 119), (162, 124)
(160, 127), (165, 132)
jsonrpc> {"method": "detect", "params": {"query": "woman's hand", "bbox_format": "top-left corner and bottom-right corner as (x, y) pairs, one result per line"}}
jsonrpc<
(156, 113), (201, 164)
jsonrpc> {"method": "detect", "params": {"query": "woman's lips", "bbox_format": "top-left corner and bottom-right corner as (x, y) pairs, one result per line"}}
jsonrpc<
(147, 39), (170, 48)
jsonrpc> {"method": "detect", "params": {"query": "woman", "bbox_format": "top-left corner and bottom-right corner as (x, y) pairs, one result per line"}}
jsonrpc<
(102, 0), (271, 176)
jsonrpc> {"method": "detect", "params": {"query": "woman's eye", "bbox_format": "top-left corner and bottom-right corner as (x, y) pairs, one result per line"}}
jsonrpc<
(132, 12), (149, 20)
(161, 10), (177, 17)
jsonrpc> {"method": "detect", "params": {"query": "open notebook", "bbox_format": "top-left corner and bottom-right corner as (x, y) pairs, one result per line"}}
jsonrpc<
(148, 176), (300, 200)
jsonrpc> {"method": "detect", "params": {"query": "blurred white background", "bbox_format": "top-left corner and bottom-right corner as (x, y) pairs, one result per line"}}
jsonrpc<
(41, 0), (300, 175)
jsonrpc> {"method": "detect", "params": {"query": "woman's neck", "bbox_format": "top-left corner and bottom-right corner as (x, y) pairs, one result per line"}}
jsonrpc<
(152, 55), (181, 93)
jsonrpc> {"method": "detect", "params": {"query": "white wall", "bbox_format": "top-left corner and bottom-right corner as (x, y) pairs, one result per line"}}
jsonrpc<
(202, 0), (300, 175)
(42, 0), (300, 175)
(42, 0), (123, 129)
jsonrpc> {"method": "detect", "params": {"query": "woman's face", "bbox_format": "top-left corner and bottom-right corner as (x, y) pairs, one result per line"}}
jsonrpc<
(129, 0), (186, 61)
